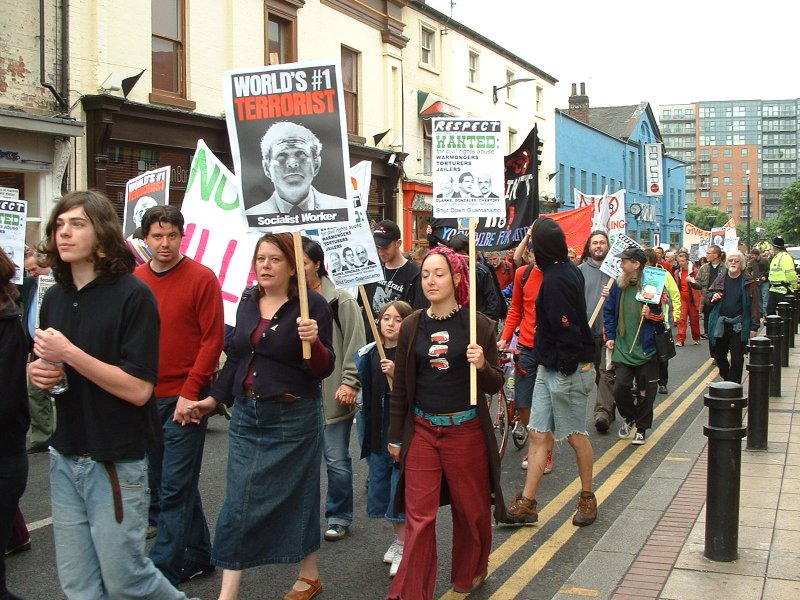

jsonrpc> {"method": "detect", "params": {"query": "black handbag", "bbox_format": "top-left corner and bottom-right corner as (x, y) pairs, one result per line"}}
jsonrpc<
(654, 326), (676, 361)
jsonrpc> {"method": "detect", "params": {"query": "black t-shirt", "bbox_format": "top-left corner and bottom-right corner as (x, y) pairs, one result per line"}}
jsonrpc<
(41, 274), (161, 461)
(414, 310), (470, 414)
(365, 259), (426, 316)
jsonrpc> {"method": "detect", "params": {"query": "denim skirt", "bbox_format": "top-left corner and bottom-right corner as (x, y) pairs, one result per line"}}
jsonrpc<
(212, 395), (324, 569)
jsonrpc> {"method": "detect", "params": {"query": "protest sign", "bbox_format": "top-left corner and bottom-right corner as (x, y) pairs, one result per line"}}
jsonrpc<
(429, 124), (540, 251)
(318, 161), (382, 289)
(28, 274), (56, 337)
(223, 61), (353, 232)
(636, 267), (667, 305)
(0, 198), (27, 284)
(601, 232), (643, 280)
(0, 187), (20, 200)
(123, 166), (171, 240)
(180, 140), (262, 326)
(684, 221), (711, 249)
(431, 118), (504, 218)
(575, 188), (627, 236)
(710, 227), (726, 250)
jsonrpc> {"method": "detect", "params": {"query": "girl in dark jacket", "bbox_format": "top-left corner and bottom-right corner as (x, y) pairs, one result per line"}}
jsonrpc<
(386, 246), (505, 599)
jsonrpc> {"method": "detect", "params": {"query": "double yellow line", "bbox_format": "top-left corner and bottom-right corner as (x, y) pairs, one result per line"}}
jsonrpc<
(439, 359), (716, 599)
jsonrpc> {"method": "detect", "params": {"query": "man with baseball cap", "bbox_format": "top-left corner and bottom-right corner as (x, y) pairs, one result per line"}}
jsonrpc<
(767, 236), (798, 315)
(603, 246), (665, 446)
(363, 220), (427, 318)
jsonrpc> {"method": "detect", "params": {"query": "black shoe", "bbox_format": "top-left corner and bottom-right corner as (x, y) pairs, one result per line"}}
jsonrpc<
(700, 333), (708, 339)
(4, 538), (31, 556)
(180, 562), (216, 583)
(594, 418), (609, 433)
(658, 385), (668, 394)
(324, 523), (349, 541)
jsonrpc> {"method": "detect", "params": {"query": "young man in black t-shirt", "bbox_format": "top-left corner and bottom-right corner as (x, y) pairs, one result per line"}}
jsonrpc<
(364, 220), (428, 320)
(29, 191), (190, 600)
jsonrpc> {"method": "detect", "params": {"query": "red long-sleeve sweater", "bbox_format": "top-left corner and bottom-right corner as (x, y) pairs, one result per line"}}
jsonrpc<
(135, 258), (225, 400)
(500, 264), (543, 348)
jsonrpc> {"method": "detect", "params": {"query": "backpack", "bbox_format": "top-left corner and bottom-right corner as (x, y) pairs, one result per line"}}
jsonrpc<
(487, 264), (508, 320)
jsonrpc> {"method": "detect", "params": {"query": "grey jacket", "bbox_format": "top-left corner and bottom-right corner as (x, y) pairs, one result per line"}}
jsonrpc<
(578, 259), (609, 337)
(319, 276), (365, 425)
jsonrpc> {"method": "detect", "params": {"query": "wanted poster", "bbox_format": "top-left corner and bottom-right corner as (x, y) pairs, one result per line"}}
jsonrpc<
(0, 198), (27, 284)
(318, 161), (382, 289)
(223, 61), (354, 232)
(431, 118), (504, 218)
(123, 166), (171, 240)
(601, 232), (644, 280)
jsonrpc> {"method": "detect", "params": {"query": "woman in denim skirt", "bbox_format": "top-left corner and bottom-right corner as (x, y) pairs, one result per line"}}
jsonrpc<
(193, 233), (335, 600)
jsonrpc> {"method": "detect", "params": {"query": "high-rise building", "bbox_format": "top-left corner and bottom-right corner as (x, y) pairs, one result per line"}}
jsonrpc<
(660, 99), (800, 221)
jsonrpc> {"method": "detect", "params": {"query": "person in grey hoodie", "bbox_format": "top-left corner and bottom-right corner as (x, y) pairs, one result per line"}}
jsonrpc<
(578, 231), (616, 433)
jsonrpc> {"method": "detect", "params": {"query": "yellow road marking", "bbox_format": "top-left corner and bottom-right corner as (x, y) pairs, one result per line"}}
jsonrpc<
(558, 587), (601, 597)
(437, 359), (714, 600)
(487, 362), (715, 599)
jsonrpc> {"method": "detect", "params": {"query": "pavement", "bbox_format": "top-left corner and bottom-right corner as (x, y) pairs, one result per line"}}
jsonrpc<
(553, 331), (800, 600)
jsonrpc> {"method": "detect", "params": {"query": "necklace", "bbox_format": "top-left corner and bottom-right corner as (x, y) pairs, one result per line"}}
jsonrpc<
(428, 304), (461, 321)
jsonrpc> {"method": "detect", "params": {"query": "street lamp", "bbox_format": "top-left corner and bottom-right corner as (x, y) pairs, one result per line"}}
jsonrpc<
(745, 169), (751, 252)
(492, 77), (535, 104)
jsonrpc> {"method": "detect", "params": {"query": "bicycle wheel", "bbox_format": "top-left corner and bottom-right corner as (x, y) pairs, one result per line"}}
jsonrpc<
(487, 389), (510, 460)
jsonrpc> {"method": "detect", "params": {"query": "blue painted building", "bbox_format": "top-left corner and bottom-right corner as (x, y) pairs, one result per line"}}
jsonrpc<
(554, 85), (686, 248)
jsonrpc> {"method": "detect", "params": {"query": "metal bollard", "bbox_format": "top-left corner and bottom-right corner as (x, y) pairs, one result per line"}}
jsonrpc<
(794, 294), (800, 334)
(765, 315), (783, 396)
(785, 294), (796, 336)
(703, 381), (747, 562)
(777, 301), (793, 354)
(746, 337), (771, 451)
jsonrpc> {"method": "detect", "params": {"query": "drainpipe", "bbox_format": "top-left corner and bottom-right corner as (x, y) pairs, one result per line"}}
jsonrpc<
(40, 0), (69, 111)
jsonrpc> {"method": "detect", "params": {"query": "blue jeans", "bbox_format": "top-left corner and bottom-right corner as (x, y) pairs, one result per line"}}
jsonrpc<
(148, 397), (211, 585)
(49, 449), (192, 600)
(323, 418), (354, 527)
(759, 282), (769, 317)
(366, 451), (404, 522)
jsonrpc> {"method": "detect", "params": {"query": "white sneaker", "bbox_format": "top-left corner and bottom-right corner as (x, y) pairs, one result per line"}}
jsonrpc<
(383, 540), (401, 564)
(389, 543), (404, 577)
(521, 454), (528, 470)
(618, 420), (634, 439)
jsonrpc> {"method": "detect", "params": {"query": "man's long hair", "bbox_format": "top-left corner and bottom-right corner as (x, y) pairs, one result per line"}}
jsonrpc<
(39, 190), (135, 289)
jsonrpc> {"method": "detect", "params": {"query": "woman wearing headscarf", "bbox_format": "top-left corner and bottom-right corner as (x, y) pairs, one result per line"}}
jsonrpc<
(386, 246), (505, 599)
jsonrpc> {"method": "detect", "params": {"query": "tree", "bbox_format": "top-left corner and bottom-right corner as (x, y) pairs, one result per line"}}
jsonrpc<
(736, 217), (781, 249)
(685, 204), (728, 231)
(776, 179), (800, 245)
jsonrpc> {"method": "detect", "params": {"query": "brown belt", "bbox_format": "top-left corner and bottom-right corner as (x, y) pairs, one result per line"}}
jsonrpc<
(243, 388), (300, 403)
(103, 462), (124, 524)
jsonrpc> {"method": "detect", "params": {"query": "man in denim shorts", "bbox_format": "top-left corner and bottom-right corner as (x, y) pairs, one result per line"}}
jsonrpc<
(505, 218), (598, 527)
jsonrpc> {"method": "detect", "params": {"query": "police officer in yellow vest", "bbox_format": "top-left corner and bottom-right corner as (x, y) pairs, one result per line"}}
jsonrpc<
(767, 236), (798, 315)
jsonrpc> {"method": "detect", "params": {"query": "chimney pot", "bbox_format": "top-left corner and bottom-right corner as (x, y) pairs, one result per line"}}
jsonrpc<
(571, 83), (577, 95)
(580, 82), (585, 95)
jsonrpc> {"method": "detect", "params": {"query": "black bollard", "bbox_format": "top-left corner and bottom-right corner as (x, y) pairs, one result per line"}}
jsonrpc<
(703, 381), (747, 562)
(794, 294), (800, 335)
(765, 315), (783, 397)
(777, 302), (793, 354)
(785, 294), (796, 336)
(746, 337), (771, 451)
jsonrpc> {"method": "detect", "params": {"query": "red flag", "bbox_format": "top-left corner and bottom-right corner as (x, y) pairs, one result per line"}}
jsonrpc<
(549, 204), (593, 257)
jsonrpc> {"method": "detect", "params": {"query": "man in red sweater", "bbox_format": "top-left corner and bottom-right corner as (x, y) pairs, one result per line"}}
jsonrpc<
(135, 205), (224, 585)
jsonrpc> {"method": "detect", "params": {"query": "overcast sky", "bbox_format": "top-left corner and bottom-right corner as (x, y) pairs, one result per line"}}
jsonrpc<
(425, 0), (799, 114)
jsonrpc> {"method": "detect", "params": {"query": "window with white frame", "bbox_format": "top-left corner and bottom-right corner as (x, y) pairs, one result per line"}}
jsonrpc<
(468, 50), (479, 85)
(420, 25), (436, 67)
(505, 69), (515, 102)
(536, 86), (543, 112)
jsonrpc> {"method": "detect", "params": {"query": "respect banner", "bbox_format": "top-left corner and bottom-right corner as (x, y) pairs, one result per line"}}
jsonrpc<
(0, 198), (27, 284)
(223, 61), (354, 232)
(180, 140), (261, 326)
(431, 118), (504, 218)
(123, 166), (171, 239)
(429, 124), (540, 251)
(318, 161), (383, 289)
(601, 232), (643, 280)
